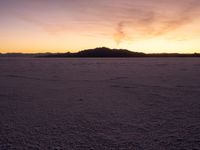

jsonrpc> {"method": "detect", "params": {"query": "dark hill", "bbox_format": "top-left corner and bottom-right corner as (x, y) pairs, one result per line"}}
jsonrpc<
(43, 47), (146, 57)
(76, 47), (146, 57)
(36, 47), (200, 58)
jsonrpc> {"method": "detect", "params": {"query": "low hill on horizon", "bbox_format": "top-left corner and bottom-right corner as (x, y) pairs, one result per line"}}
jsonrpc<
(41, 47), (200, 58)
(43, 47), (146, 58)
(1, 47), (200, 57)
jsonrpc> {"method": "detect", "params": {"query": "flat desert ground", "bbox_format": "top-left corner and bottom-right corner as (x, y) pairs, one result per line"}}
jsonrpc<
(0, 58), (200, 150)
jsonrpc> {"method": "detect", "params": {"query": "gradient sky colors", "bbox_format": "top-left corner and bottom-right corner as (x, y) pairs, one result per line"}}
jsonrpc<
(0, 0), (200, 53)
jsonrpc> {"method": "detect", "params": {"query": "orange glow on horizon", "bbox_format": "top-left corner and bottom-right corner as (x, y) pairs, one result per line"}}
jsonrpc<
(0, 0), (200, 53)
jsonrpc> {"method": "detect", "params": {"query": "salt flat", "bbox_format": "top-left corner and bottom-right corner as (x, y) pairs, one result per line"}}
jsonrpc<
(0, 58), (200, 150)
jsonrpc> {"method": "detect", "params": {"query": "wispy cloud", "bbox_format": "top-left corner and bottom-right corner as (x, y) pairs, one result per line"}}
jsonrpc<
(143, 0), (200, 37)
(109, 0), (200, 44)
(113, 22), (126, 45)
(8, 0), (200, 43)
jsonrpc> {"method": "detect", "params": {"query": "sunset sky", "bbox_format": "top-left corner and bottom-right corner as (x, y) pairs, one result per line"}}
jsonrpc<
(0, 0), (200, 53)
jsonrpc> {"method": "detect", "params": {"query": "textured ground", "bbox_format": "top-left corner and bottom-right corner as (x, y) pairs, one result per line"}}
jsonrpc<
(0, 58), (200, 150)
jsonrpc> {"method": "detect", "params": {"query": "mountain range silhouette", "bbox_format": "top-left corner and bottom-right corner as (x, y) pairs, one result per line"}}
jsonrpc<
(1, 47), (200, 57)
(42, 47), (200, 58)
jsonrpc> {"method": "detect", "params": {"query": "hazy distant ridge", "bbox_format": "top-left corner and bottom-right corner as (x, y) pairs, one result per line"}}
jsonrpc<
(43, 47), (145, 58)
(1, 47), (200, 57)
(42, 47), (200, 58)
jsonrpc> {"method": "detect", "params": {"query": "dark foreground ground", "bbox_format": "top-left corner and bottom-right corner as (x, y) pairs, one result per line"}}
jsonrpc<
(0, 58), (200, 150)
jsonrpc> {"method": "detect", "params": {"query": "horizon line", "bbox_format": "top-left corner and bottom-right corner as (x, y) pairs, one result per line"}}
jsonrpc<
(0, 47), (200, 55)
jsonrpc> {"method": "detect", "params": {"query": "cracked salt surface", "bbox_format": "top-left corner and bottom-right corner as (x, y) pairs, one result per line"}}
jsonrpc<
(0, 58), (200, 149)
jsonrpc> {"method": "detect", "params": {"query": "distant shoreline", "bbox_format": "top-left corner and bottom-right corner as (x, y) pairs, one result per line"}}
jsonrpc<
(1, 47), (200, 58)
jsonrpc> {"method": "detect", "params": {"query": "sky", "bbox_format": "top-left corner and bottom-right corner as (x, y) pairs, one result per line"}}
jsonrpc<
(0, 0), (200, 53)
